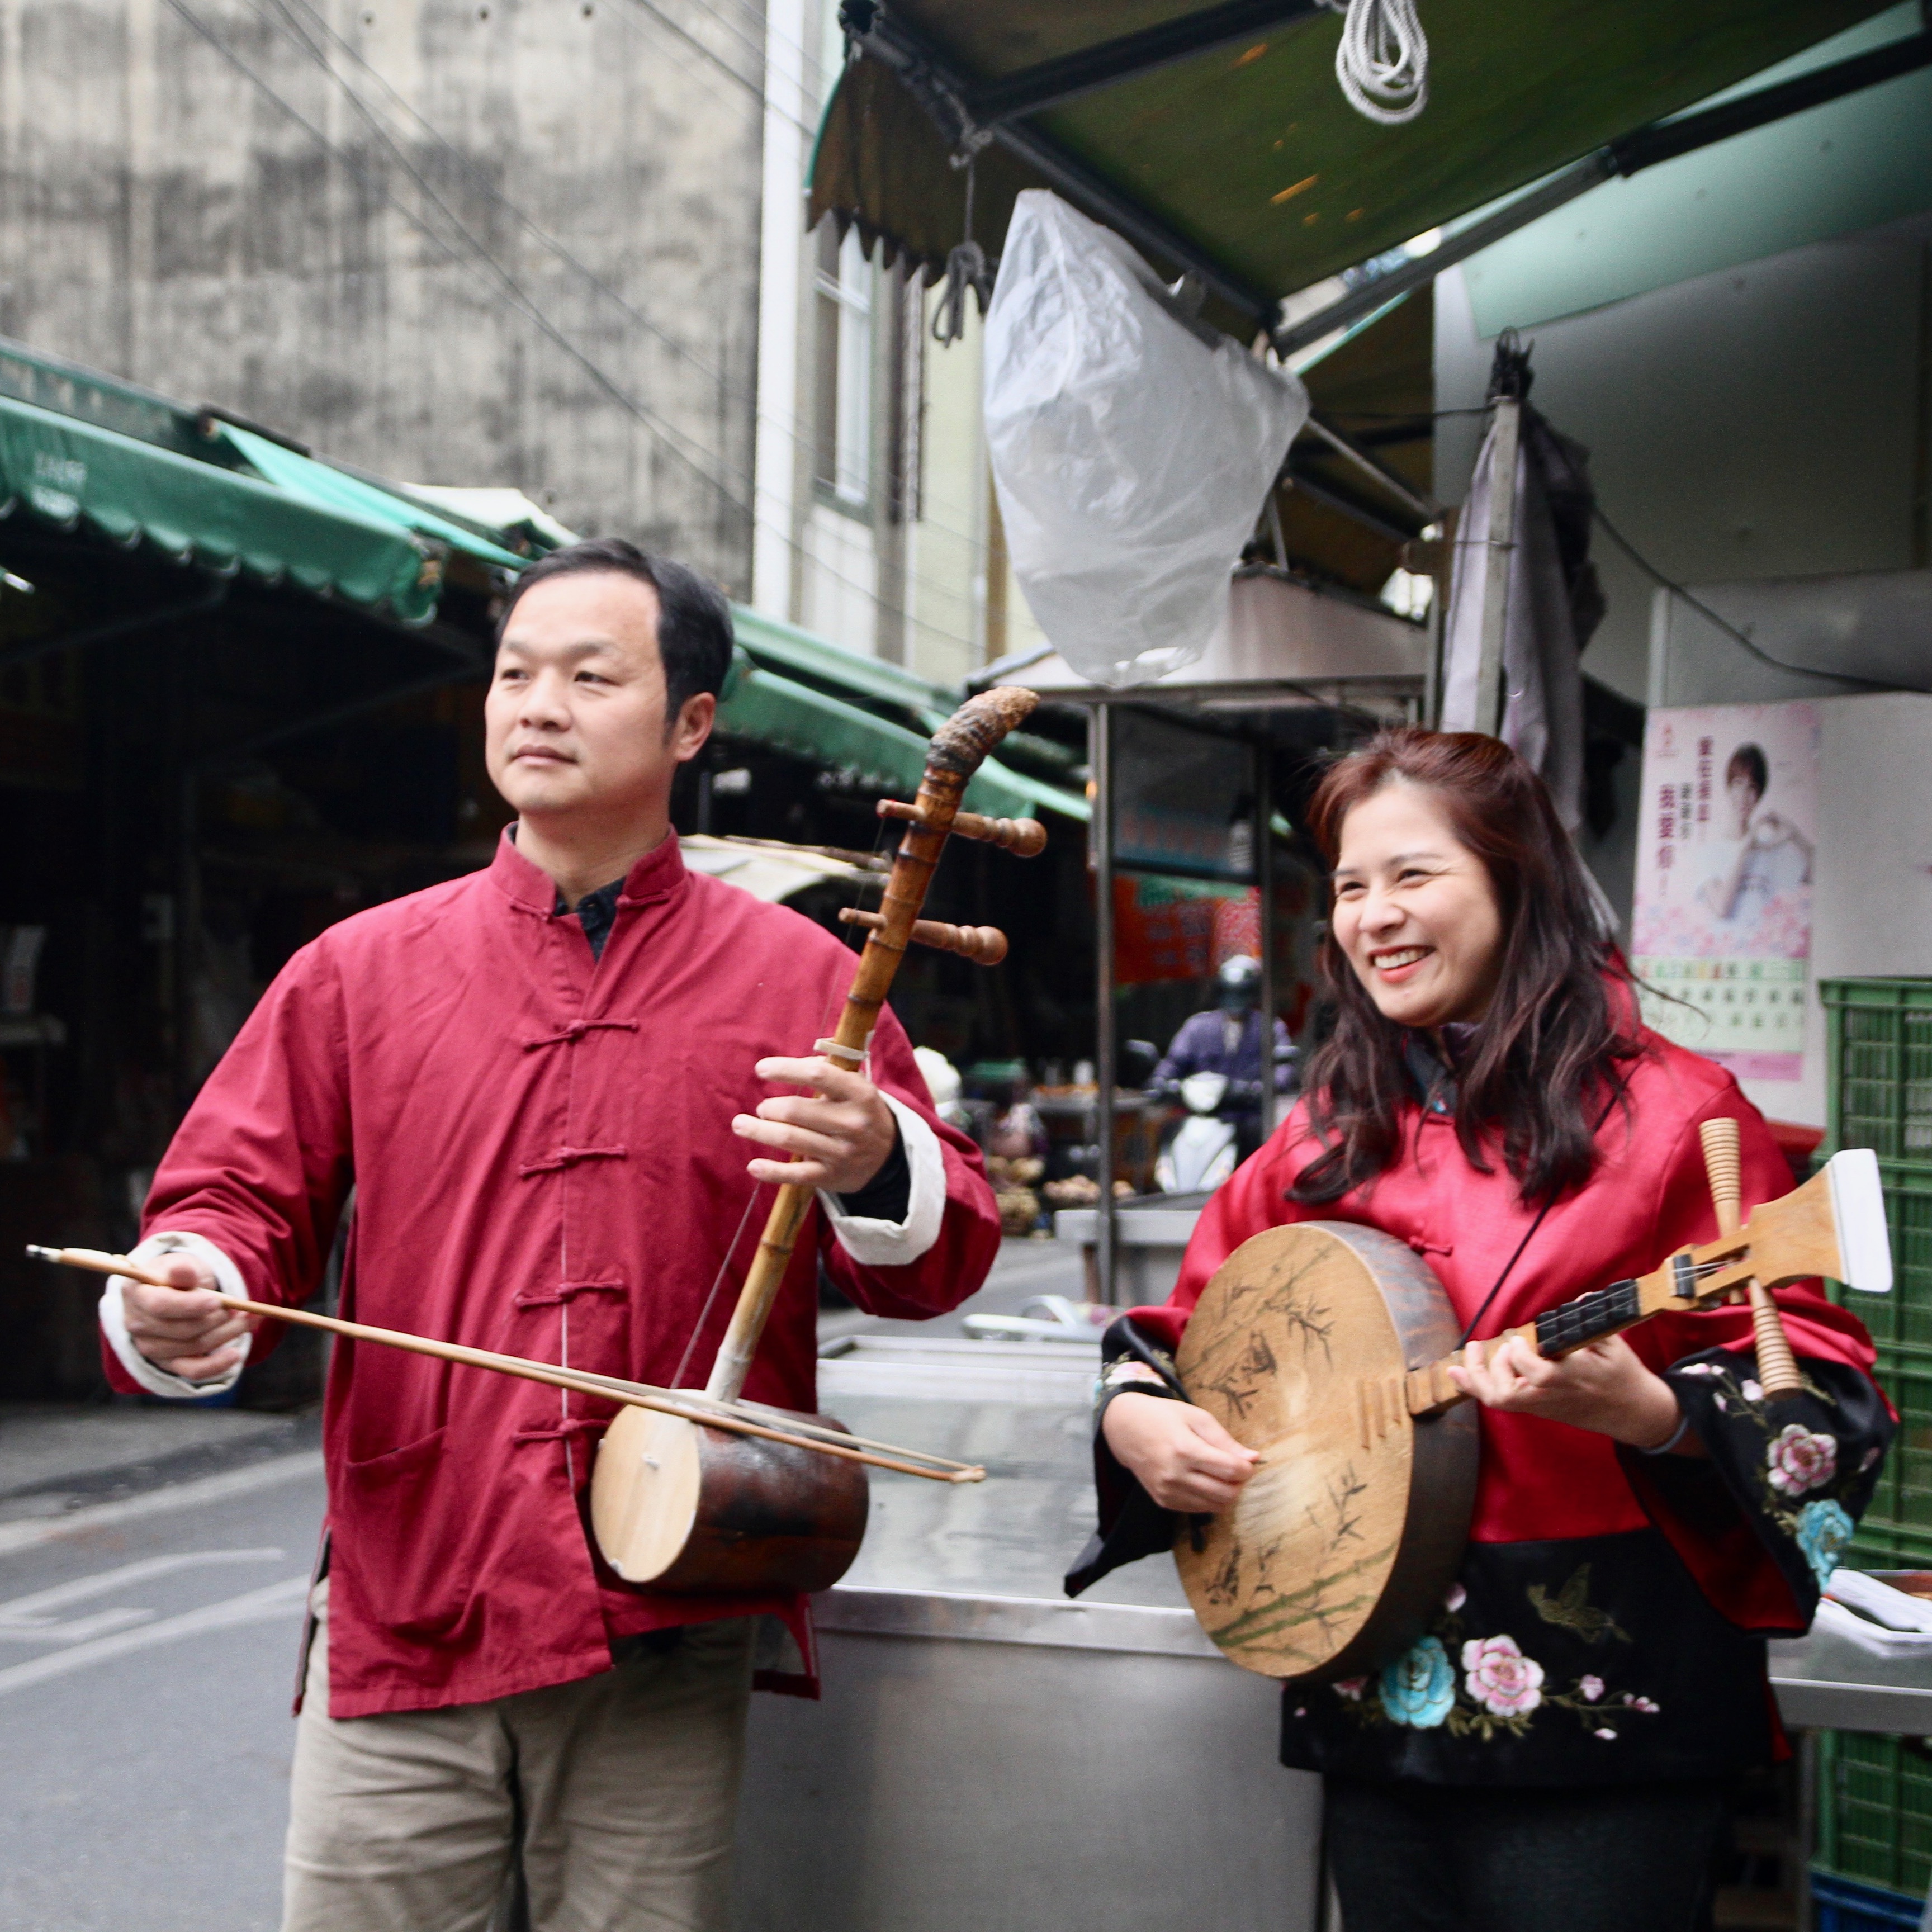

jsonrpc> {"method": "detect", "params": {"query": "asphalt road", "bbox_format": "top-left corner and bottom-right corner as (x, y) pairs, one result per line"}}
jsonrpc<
(0, 1457), (325, 1932)
(0, 1240), (1086, 1932)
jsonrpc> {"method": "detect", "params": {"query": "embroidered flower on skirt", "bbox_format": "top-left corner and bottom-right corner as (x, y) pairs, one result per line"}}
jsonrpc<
(1379, 1636), (1455, 1728)
(1461, 1635), (1545, 1718)
(1332, 1676), (1368, 1701)
(1796, 1499), (1854, 1585)
(1768, 1424), (1838, 1497)
(1579, 1674), (1604, 1702)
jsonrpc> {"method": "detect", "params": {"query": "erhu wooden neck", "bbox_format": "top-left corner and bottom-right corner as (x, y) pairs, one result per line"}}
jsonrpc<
(701, 688), (1041, 1405)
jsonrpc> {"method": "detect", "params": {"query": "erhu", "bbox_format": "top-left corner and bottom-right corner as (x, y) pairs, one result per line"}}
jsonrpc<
(1171, 1124), (1892, 1681)
(588, 684), (1042, 1592)
(33, 686), (1047, 1598)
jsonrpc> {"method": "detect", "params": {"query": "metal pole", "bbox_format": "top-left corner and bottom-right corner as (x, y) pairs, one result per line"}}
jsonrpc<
(1473, 396), (1522, 739)
(1255, 739), (1278, 1144)
(1092, 703), (1118, 1305)
(1423, 508), (1452, 728)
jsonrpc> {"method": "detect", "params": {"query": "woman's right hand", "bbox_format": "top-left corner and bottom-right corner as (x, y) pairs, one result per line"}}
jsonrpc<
(1101, 1389), (1258, 1512)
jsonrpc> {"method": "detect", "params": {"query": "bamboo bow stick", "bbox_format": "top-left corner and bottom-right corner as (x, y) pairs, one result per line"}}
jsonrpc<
(27, 1245), (984, 1484)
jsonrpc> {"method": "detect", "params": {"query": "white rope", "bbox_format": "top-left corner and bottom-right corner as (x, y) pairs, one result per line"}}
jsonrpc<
(1324, 0), (1429, 125)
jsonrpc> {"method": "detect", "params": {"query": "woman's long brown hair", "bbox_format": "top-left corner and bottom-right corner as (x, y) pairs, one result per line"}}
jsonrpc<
(1292, 728), (1640, 1208)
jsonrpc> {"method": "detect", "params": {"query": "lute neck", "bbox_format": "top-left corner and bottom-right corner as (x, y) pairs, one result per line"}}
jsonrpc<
(1402, 1273), (1656, 1418)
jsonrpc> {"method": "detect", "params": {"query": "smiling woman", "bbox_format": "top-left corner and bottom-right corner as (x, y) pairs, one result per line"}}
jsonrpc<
(1076, 726), (1893, 1932)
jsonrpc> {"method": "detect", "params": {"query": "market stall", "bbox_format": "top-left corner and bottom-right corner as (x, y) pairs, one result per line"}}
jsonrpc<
(735, 1337), (1932, 1931)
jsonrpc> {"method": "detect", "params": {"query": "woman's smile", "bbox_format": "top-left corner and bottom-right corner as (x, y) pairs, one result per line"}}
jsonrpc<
(1368, 944), (1434, 982)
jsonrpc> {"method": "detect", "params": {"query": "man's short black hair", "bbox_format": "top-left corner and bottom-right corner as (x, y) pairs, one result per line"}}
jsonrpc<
(497, 538), (734, 724)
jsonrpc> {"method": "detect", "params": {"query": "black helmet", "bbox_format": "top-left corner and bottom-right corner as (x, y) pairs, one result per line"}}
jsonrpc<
(1216, 954), (1261, 1008)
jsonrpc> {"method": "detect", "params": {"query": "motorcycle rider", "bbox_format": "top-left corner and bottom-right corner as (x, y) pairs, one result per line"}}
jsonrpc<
(1152, 955), (1297, 1165)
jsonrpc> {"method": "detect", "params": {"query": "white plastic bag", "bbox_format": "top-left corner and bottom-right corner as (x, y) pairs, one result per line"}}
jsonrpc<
(983, 191), (1309, 688)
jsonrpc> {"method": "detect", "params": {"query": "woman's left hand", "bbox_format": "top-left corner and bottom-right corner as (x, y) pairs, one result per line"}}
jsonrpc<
(1450, 1332), (1693, 1452)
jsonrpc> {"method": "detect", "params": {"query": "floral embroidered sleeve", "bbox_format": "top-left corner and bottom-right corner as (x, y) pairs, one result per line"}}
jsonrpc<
(1621, 1347), (1896, 1631)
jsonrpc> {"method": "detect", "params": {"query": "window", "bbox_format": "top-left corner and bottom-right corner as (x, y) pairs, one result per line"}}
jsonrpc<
(813, 222), (872, 509)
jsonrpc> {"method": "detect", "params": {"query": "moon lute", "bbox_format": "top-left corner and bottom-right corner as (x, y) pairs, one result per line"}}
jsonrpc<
(1173, 1132), (1892, 1681)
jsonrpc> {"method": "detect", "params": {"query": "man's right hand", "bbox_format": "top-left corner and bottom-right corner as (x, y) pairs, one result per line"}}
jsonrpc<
(121, 1256), (250, 1381)
(1101, 1389), (1258, 1512)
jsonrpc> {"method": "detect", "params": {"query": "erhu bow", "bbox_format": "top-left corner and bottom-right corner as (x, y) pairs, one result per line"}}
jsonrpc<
(31, 685), (1047, 1598)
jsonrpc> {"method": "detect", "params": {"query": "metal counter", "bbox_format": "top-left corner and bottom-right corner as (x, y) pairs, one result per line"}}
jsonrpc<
(1053, 1194), (1207, 1305)
(732, 1340), (1321, 1932)
(1771, 1624), (1932, 1734)
(732, 1339), (1932, 1929)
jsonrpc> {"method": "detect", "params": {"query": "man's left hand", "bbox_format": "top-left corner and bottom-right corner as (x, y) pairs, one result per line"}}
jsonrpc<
(733, 1057), (897, 1194)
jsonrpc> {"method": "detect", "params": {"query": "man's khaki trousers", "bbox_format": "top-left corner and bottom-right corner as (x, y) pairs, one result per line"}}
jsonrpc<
(283, 1583), (756, 1932)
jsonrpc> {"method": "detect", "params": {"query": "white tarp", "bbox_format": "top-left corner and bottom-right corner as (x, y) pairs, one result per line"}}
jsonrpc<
(1440, 402), (1602, 829)
(983, 191), (1309, 689)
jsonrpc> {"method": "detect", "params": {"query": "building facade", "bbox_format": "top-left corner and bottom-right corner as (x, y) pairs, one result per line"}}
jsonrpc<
(0, 0), (766, 588)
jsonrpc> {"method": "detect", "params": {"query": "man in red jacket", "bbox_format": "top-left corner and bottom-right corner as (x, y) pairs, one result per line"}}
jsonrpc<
(102, 539), (1002, 1932)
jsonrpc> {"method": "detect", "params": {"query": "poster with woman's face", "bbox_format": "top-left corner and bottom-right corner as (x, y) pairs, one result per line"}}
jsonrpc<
(1631, 702), (1819, 1081)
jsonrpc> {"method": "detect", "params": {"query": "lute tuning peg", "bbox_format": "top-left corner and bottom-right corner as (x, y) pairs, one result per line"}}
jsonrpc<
(838, 907), (1008, 965)
(1699, 1116), (1803, 1400)
(877, 798), (1046, 858)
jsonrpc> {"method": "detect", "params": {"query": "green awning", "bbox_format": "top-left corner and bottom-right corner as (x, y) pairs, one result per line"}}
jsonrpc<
(0, 389), (442, 622)
(724, 601), (1086, 819)
(809, 1), (1893, 330)
(716, 656), (1086, 822)
(732, 602), (953, 718)
(1460, 5), (1932, 334)
(218, 422), (529, 574)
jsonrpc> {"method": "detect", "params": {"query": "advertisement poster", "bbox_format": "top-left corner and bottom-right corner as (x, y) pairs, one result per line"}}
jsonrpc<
(1631, 702), (1819, 1081)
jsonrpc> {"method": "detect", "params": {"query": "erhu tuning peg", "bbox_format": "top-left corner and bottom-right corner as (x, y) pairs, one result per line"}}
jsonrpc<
(877, 799), (1046, 858)
(839, 907), (1008, 966)
(1698, 1117), (1803, 1400)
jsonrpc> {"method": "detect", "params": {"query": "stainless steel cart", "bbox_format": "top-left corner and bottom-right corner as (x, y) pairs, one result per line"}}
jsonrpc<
(732, 1337), (1932, 1930)
(732, 1338), (1323, 1932)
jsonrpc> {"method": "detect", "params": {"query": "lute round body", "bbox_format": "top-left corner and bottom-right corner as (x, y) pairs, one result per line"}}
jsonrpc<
(1173, 1222), (1479, 1682)
(591, 1404), (869, 1594)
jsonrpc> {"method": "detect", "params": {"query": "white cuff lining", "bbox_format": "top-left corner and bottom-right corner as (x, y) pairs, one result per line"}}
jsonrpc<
(820, 1094), (946, 1267)
(99, 1230), (253, 1400)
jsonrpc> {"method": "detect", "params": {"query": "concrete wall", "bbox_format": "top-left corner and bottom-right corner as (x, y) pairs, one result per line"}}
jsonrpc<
(0, 0), (765, 588)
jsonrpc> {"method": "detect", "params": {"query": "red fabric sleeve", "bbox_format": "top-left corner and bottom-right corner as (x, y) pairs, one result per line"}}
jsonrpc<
(100, 939), (355, 1392)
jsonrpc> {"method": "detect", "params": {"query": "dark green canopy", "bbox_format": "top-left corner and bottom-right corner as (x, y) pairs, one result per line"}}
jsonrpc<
(811, 0), (1895, 324)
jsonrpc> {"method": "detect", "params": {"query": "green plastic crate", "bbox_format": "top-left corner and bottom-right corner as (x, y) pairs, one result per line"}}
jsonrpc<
(1817, 1731), (1932, 1900)
(1824, 979), (1932, 1162)
(1852, 1344), (1932, 1568)
(1816, 986), (1932, 1897)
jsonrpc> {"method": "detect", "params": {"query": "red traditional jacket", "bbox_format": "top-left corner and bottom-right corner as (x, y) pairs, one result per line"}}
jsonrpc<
(1076, 1026), (1892, 1784)
(102, 832), (1002, 1717)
